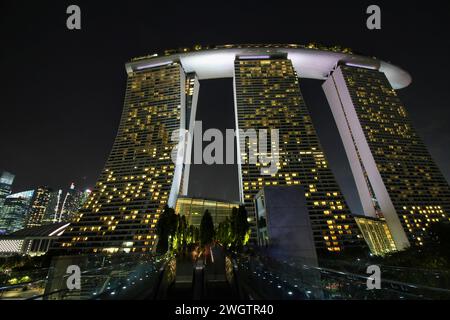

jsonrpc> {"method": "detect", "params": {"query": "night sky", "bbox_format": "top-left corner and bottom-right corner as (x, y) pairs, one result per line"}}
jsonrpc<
(1, 1), (450, 215)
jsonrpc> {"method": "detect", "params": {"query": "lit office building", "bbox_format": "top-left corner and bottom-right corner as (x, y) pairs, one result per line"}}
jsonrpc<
(323, 64), (450, 249)
(0, 190), (35, 234)
(234, 55), (362, 251)
(42, 185), (92, 224)
(79, 188), (92, 207)
(0, 171), (15, 209)
(59, 184), (89, 222)
(41, 190), (61, 224)
(175, 196), (239, 228)
(25, 186), (52, 228)
(57, 62), (188, 253)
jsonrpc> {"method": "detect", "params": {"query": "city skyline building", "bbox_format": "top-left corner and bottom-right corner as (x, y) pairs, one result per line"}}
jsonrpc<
(0, 180), (89, 235)
(42, 184), (91, 224)
(0, 171), (15, 210)
(0, 190), (35, 234)
(323, 64), (450, 249)
(25, 186), (52, 228)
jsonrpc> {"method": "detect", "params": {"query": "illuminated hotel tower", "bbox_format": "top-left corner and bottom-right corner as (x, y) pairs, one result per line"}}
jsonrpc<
(323, 64), (450, 249)
(234, 54), (362, 251)
(58, 61), (196, 253)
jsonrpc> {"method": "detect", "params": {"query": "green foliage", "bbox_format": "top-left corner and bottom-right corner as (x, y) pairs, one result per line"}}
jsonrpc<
(234, 205), (251, 249)
(7, 275), (31, 285)
(215, 205), (250, 252)
(172, 214), (199, 253)
(155, 205), (178, 254)
(216, 217), (233, 248)
(156, 205), (201, 255)
(187, 225), (198, 244)
(155, 204), (251, 254)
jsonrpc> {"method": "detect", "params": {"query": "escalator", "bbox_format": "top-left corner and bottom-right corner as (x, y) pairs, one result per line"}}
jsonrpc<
(162, 246), (240, 300)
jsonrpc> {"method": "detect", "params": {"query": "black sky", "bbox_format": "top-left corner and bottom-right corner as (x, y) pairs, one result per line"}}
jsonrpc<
(1, 0), (450, 214)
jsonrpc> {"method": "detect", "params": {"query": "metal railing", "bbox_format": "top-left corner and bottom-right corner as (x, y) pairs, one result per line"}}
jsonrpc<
(0, 254), (169, 300)
(233, 254), (450, 300)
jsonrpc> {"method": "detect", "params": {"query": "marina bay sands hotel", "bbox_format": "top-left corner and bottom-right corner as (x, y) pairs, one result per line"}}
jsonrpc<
(57, 44), (450, 254)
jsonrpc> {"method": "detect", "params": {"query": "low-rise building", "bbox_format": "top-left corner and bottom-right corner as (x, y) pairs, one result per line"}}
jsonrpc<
(0, 222), (70, 256)
(175, 196), (240, 228)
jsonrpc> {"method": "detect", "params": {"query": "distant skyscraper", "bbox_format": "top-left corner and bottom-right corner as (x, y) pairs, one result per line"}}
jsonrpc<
(42, 184), (91, 224)
(42, 190), (61, 224)
(25, 186), (52, 228)
(80, 188), (92, 206)
(0, 171), (15, 210)
(0, 190), (35, 234)
(234, 55), (362, 251)
(323, 64), (450, 249)
(59, 183), (82, 222)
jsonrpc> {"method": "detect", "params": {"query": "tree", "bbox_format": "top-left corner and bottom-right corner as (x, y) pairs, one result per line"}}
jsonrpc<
(155, 205), (178, 254)
(193, 226), (200, 244)
(229, 206), (251, 250)
(187, 225), (197, 244)
(234, 205), (251, 250)
(173, 215), (188, 253)
(216, 206), (251, 251)
(200, 210), (215, 246)
(216, 217), (232, 248)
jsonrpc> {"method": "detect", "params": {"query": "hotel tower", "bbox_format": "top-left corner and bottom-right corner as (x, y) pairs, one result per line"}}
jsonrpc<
(234, 54), (361, 251)
(58, 61), (193, 253)
(323, 64), (450, 249)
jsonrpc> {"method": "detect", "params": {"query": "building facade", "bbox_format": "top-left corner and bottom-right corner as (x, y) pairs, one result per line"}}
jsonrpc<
(0, 171), (15, 210)
(254, 186), (318, 266)
(354, 215), (397, 256)
(25, 186), (52, 228)
(57, 62), (188, 253)
(0, 190), (35, 234)
(41, 185), (90, 224)
(175, 196), (239, 228)
(234, 55), (362, 251)
(323, 64), (450, 249)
